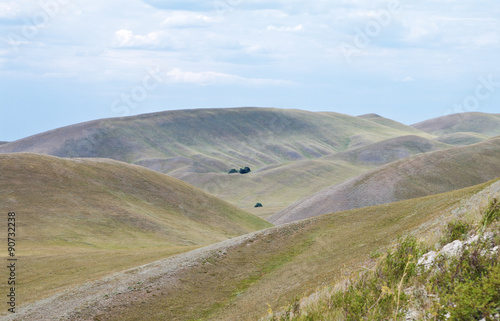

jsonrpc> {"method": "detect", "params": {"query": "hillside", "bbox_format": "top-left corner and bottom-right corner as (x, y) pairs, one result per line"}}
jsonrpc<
(358, 113), (431, 136)
(269, 136), (500, 224)
(6, 179), (499, 321)
(434, 131), (490, 146)
(412, 112), (500, 137)
(324, 134), (450, 166)
(181, 135), (451, 219)
(0, 153), (271, 305)
(0, 108), (432, 175)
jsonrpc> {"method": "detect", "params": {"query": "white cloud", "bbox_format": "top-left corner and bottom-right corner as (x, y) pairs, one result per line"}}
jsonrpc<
(165, 68), (294, 86)
(113, 29), (178, 49)
(266, 24), (303, 32)
(161, 12), (217, 28)
(400, 76), (414, 82)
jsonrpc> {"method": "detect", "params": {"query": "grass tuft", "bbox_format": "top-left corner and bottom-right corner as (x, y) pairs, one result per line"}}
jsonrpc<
(482, 198), (500, 229)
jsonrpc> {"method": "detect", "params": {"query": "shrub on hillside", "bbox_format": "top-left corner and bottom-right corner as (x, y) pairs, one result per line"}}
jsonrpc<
(228, 169), (238, 174)
(441, 220), (472, 244)
(239, 167), (251, 174)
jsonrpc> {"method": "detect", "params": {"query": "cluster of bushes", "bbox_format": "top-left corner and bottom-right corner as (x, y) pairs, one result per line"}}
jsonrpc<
(265, 199), (500, 320)
(228, 167), (251, 174)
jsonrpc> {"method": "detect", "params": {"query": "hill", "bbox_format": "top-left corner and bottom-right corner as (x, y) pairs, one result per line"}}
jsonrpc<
(0, 153), (271, 305)
(6, 178), (499, 320)
(0, 108), (432, 173)
(324, 134), (450, 166)
(358, 113), (431, 135)
(0, 108), (435, 214)
(0, 141), (7, 145)
(412, 112), (500, 137)
(434, 131), (489, 146)
(180, 135), (451, 219)
(269, 136), (500, 224)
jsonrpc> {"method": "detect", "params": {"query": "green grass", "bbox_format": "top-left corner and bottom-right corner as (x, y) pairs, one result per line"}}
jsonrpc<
(0, 153), (272, 306)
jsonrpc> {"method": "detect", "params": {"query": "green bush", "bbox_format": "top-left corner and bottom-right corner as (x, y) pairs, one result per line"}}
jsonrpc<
(441, 220), (472, 244)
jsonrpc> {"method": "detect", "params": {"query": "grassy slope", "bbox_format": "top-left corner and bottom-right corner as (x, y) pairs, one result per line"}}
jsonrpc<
(179, 135), (451, 219)
(412, 112), (500, 137)
(85, 180), (498, 321)
(269, 136), (500, 224)
(358, 113), (432, 136)
(0, 108), (439, 220)
(0, 153), (271, 305)
(0, 108), (434, 172)
(434, 131), (490, 146)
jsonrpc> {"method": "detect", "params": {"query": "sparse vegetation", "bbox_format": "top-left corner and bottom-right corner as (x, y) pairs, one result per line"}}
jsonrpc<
(440, 219), (473, 244)
(265, 199), (500, 321)
(482, 198), (500, 229)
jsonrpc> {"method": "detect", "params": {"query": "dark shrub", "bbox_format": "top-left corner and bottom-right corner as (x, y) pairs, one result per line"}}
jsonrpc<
(239, 167), (251, 174)
(254, 203), (263, 208)
(228, 169), (238, 174)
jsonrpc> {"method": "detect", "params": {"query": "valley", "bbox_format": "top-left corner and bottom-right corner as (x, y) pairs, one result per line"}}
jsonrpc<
(1, 108), (499, 320)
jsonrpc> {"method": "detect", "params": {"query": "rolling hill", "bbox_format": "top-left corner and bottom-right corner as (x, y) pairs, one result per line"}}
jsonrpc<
(0, 153), (271, 305)
(7, 178), (499, 320)
(412, 112), (500, 137)
(0, 108), (437, 216)
(180, 134), (452, 219)
(434, 132), (490, 146)
(0, 108), (432, 175)
(269, 136), (500, 224)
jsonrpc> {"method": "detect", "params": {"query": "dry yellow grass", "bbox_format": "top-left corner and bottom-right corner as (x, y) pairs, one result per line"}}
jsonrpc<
(82, 180), (497, 321)
(0, 153), (271, 306)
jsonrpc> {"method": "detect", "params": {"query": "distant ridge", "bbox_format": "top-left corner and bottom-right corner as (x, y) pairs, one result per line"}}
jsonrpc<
(269, 136), (500, 224)
(434, 132), (489, 146)
(357, 113), (382, 118)
(325, 135), (450, 166)
(412, 112), (500, 137)
(0, 108), (432, 175)
(0, 141), (7, 145)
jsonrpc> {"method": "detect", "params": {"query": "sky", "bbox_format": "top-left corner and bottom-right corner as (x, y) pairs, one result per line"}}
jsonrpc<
(0, 0), (499, 141)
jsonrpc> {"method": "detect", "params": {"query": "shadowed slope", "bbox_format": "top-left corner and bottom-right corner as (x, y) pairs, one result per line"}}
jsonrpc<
(0, 153), (271, 304)
(324, 134), (450, 166)
(434, 132), (489, 146)
(412, 112), (500, 137)
(269, 137), (500, 224)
